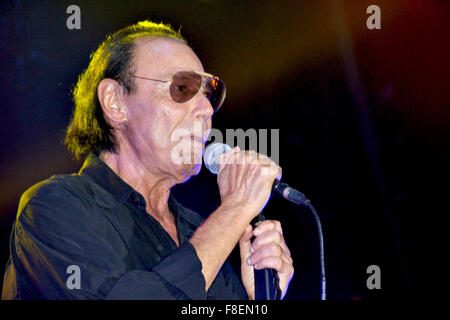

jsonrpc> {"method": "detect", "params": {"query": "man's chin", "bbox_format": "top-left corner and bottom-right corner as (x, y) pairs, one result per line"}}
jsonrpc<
(174, 163), (201, 184)
(186, 162), (202, 176)
(169, 149), (204, 180)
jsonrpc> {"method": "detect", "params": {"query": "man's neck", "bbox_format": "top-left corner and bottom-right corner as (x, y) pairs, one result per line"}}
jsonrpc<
(99, 149), (176, 222)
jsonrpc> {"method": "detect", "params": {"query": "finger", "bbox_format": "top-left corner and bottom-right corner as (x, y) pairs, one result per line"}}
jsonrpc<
(218, 149), (244, 189)
(239, 151), (275, 172)
(239, 225), (253, 263)
(259, 162), (281, 179)
(246, 151), (272, 166)
(248, 242), (284, 266)
(258, 153), (274, 166)
(276, 165), (282, 181)
(248, 151), (271, 166)
(217, 146), (240, 173)
(253, 220), (283, 237)
(243, 150), (258, 165)
(240, 224), (254, 243)
(252, 220), (293, 264)
(251, 230), (283, 252)
(249, 238), (293, 266)
(253, 256), (290, 275)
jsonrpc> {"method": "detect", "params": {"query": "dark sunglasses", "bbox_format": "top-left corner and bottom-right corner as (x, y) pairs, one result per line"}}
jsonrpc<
(118, 71), (226, 112)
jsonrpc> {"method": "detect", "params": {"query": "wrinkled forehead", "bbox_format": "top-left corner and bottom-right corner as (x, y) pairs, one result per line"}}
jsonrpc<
(132, 37), (205, 77)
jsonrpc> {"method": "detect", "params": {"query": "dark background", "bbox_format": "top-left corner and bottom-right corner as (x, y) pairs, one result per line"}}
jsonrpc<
(0, 0), (448, 300)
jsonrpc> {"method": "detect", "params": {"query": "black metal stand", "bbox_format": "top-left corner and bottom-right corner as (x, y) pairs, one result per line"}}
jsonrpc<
(252, 213), (282, 300)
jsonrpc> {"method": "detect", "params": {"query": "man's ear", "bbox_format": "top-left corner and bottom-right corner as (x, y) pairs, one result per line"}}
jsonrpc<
(97, 78), (128, 125)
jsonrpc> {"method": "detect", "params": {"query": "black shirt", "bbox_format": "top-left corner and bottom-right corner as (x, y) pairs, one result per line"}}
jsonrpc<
(2, 154), (247, 300)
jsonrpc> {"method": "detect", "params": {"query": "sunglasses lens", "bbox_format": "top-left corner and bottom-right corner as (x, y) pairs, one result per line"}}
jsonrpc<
(204, 77), (226, 112)
(169, 71), (226, 112)
(170, 72), (202, 103)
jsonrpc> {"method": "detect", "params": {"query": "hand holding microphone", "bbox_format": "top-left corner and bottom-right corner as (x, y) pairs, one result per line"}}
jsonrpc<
(204, 143), (311, 207)
(203, 143), (326, 300)
(203, 143), (294, 300)
(211, 145), (282, 219)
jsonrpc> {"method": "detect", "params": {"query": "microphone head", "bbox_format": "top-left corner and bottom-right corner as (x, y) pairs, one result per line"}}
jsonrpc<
(203, 143), (232, 174)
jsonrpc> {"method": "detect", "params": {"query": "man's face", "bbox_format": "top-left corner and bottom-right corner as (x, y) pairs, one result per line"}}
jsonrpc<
(122, 37), (214, 183)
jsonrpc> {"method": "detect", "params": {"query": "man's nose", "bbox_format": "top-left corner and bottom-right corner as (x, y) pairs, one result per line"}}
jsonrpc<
(192, 92), (214, 121)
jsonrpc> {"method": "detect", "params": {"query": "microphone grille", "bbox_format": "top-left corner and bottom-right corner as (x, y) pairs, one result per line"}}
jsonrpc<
(203, 143), (232, 174)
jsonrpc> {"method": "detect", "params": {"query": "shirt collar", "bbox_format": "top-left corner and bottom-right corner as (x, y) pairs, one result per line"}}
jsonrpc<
(78, 154), (203, 231)
(79, 153), (134, 208)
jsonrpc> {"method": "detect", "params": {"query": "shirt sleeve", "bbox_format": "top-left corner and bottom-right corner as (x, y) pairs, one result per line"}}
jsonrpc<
(8, 183), (207, 300)
(106, 242), (206, 299)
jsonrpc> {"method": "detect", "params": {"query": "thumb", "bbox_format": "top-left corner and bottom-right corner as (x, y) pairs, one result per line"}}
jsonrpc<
(239, 224), (253, 259)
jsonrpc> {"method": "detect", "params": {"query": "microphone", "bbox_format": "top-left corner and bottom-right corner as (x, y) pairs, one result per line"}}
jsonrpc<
(203, 143), (311, 206)
(203, 143), (282, 300)
(203, 143), (327, 300)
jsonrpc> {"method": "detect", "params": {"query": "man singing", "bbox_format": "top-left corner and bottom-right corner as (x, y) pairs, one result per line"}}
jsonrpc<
(2, 21), (294, 299)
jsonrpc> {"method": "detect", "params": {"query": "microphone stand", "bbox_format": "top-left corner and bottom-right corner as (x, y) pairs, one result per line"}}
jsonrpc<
(251, 213), (282, 300)
(251, 183), (326, 300)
